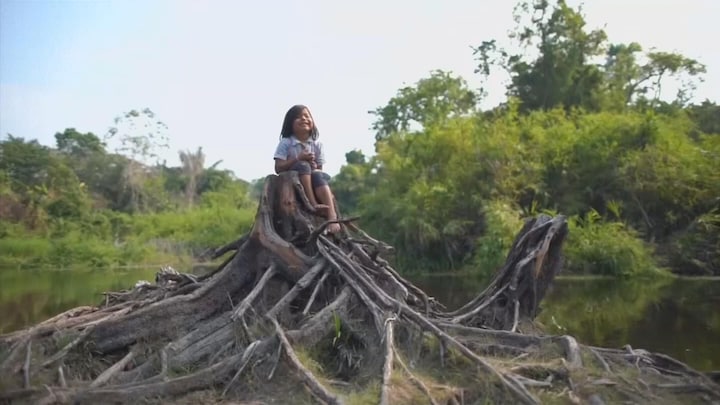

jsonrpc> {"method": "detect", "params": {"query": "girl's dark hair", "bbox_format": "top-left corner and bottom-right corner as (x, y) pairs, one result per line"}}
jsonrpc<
(280, 104), (319, 140)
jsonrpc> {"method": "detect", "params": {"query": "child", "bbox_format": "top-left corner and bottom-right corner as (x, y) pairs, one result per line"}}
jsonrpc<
(273, 105), (341, 234)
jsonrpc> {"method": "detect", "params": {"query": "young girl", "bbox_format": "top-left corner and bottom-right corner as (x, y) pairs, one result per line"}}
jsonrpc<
(273, 105), (341, 234)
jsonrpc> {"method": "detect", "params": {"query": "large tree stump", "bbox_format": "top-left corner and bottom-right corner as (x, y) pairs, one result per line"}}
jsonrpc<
(1, 172), (718, 404)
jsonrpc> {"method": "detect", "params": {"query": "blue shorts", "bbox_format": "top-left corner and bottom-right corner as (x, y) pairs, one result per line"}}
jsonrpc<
(289, 161), (329, 188)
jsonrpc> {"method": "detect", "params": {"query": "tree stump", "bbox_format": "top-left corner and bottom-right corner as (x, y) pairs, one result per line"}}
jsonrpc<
(1, 172), (718, 404)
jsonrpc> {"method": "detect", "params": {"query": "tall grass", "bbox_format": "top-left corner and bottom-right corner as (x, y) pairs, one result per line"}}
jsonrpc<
(0, 206), (256, 269)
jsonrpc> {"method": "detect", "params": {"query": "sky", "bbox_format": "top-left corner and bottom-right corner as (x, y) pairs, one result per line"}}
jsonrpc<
(1, 0), (718, 182)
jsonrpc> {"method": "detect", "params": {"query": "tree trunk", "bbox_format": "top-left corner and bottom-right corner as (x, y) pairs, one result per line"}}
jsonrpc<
(1, 172), (717, 404)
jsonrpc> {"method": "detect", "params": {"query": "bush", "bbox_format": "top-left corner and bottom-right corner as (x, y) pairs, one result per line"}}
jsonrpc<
(130, 206), (255, 255)
(472, 200), (525, 274)
(0, 237), (52, 268)
(48, 232), (125, 268)
(667, 210), (720, 275)
(0, 204), (256, 269)
(564, 210), (665, 277)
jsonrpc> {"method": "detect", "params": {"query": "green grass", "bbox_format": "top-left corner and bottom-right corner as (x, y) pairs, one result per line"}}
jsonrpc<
(0, 205), (256, 270)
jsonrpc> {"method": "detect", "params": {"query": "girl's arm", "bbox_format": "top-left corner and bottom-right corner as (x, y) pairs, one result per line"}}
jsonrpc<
(274, 157), (300, 173)
(274, 139), (299, 173)
(313, 142), (325, 171)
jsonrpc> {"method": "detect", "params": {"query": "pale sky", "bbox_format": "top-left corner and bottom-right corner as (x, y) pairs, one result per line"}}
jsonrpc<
(1, 0), (718, 182)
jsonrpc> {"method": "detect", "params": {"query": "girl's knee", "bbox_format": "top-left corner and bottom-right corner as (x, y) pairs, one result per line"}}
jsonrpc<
(290, 160), (312, 175)
(310, 171), (329, 189)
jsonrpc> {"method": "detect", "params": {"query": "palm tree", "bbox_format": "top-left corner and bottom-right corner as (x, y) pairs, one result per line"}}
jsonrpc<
(178, 147), (205, 208)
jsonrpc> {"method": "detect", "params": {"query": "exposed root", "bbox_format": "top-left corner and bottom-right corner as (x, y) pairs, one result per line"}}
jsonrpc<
(1, 172), (717, 404)
(511, 299), (520, 332)
(232, 266), (275, 322)
(395, 349), (439, 405)
(206, 233), (248, 260)
(221, 340), (260, 397)
(22, 341), (31, 388)
(303, 270), (330, 315)
(508, 373), (553, 388)
(266, 341), (282, 380)
(306, 216), (360, 245)
(271, 317), (343, 405)
(591, 347), (612, 373)
(450, 284), (507, 323)
(267, 260), (326, 319)
(380, 317), (396, 405)
(90, 347), (136, 388)
(71, 352), (243, 404)
(57, 366), (67, 388)
(558, 335), (583, 368)
(41, 326), (95, 368)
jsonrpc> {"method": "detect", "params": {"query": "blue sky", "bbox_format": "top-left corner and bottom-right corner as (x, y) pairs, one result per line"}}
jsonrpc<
(1, 0), (718, 182)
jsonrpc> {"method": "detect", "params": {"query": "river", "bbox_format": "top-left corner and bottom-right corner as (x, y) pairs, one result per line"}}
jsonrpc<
(1, 267), (718, 371)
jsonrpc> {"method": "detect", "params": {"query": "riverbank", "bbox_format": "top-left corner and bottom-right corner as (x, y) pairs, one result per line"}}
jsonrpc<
(2, 267), (718, 372)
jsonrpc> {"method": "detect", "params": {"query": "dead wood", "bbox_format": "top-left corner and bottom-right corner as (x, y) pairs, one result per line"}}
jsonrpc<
(1, 171), (718, 405)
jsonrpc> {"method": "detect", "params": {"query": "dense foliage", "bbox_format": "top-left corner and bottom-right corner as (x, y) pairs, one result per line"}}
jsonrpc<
(0, 121), (256, 268)
(332, 0), (719, 275)
(1, 0), (718, 276)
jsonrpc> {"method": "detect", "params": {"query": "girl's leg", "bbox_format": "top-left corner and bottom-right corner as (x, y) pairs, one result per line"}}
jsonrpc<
(311, 171), (341, 233)
(299, 173), (329, 214)
(291, 161), (329, 214)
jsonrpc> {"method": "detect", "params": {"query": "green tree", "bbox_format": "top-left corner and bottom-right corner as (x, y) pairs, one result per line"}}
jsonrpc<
(601, 42), (644, 109)
(0, 135), (52, 191)
(55, 128), (105, 157)
(331, 150), (374, 214)
(0, 135), (92, 227)
(475, 0), (607, 111)
(687, 100), (720, 135)
(474, 0), (705, 112)
(344, 149), (366, 165)
(106, 108), (170, 213)
(369, 70), (478, 140)
(53, 128), (126, 209)
(198, 164), (241, 195)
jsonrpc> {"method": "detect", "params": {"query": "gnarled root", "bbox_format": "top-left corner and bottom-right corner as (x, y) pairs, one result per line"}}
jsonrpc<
(1, 172), (718, 404)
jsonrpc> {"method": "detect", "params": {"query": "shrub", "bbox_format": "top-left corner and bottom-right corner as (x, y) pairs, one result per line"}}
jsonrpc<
(666, 210), (720, 275)
(472, 200), (525, 274)
(564, 210), (664, 277)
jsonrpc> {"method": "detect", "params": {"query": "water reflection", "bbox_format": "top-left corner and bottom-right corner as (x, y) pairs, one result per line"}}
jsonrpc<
(412, 274), (720, 372)
(0, 267), (158, 334)
(1, 268), (718, 371)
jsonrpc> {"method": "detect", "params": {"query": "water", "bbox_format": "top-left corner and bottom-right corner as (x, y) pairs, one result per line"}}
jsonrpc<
(1, 267), (718, 371)
(412, 274), (720, 372)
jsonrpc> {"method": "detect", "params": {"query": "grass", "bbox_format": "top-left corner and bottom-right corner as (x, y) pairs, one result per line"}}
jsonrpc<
(345, 381), (381, 405)
(0, 205), (256, 270)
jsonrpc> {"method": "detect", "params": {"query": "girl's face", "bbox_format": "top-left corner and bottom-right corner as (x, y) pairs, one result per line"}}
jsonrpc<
(292, 108), (313, 138)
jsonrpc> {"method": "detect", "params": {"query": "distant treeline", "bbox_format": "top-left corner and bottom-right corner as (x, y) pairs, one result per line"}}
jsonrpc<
(0, 119), (259, 268)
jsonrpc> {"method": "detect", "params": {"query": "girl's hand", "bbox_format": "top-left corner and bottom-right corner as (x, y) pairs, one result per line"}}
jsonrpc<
(299, 150), (315, 162)
(310, 160), (318, 170)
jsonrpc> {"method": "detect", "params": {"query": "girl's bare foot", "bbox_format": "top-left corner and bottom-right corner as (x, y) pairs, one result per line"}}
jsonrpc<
(326, 222), (341, 234)
(313, 204), (330, 217)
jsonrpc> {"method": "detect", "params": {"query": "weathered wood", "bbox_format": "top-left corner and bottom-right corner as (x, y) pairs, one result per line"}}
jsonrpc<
(1, 171), (717, 405)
